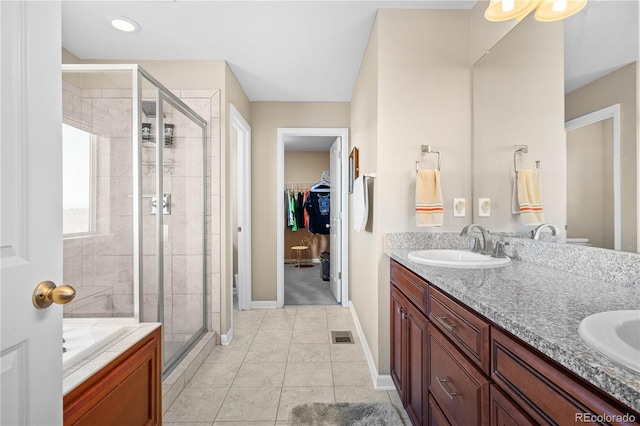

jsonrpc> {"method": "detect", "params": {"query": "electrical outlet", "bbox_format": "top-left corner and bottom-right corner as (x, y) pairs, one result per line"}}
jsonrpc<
(479, 198), (491, 217)
(453, 198), (466, 217)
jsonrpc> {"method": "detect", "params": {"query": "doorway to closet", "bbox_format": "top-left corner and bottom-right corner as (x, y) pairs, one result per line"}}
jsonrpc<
(276, 128), (349, 308)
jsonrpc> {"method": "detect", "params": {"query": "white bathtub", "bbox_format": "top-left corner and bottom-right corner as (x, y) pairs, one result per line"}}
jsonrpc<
(63, 323), (125, 370)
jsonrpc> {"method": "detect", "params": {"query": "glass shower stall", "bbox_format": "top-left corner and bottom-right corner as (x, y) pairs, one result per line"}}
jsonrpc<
(61, 64), (207, 376)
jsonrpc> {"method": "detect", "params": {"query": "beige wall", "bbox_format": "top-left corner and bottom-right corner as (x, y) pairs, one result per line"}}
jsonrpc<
(349, 14), (381, 370)
(250, 102), (350, 301)
(567, 120), (614, 249)
(284, 151), (330, 260)
(473, 15), (566, 231)
(566, 62), (638, 252)
(350, 9), (472, 375)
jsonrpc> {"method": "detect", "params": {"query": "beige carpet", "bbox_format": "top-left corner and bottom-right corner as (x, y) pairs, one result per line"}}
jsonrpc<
(289, 402), (403, 426)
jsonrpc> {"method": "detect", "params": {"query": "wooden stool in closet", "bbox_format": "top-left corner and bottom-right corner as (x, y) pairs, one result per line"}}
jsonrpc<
(290, 237), (314, 268)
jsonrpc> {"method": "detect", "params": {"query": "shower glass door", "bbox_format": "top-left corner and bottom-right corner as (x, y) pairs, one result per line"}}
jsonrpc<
(160, 94), (206, 367)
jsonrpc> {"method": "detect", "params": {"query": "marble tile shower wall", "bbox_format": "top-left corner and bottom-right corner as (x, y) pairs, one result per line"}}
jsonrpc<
(62, 81), (222, 343)
(62, 80), (135, 318)
(384, 232), (640, 289)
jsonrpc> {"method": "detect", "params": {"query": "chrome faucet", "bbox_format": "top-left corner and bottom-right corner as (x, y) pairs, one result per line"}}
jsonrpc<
(460, 224), (493, 255)
(531, 223), (559, 240)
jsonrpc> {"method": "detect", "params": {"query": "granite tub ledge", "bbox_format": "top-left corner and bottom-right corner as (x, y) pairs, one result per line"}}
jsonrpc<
(386, 248), (640, 414)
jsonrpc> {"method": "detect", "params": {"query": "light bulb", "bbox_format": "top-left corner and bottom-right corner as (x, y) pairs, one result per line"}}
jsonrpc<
(105, 15), (141, 33)
(553, 0), (567, 12)
(502, 0), (515, 12)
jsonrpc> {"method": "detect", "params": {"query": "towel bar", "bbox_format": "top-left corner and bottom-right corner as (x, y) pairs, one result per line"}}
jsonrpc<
(514, 145), (540, 173)
(416, 145), (441, 172)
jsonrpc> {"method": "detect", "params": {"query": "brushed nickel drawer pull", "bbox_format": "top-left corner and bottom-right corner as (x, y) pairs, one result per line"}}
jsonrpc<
(397, 307), (402, 314)
(435, 315), (457, 332)
(436, 376), (458, 400)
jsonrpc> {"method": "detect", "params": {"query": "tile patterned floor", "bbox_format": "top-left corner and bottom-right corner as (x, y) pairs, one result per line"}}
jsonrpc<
(164, 305), (410, 425)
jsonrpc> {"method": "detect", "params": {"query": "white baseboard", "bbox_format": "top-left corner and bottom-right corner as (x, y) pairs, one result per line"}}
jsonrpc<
(251, 300), (277, 309)
(349, 301), (396, 390)
(221, 328), (233, 346)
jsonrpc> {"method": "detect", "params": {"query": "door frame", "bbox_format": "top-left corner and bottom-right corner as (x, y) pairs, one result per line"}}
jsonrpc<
(565, 104), (621, 250)
(276, 128), (350, 308)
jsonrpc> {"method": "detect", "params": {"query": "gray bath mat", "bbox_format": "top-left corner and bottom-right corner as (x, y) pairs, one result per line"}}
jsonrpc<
(289, 402), (404, 426)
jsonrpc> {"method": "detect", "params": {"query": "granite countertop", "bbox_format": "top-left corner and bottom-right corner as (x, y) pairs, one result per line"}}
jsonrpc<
(63, 322), (161, 395)
(387, 249), (640, 413)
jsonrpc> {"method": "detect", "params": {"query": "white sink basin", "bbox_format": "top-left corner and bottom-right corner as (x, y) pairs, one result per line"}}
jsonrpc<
(578, 310), (640, 374)
(407, 249), (511, 268)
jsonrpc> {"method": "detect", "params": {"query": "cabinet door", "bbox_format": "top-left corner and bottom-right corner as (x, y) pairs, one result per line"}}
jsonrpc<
(405, 302), (429, 426)
(390, 285), (406, 401)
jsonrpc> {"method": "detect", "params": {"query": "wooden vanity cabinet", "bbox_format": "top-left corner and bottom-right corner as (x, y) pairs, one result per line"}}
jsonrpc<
(490, 385), (535, 426)
(492, 327), (638, 426)
(427, 286), (490, 375)
(390, 259), (640, 426)
(428, 325), (489, 426)
(63, 326), (162, 426)
(391, 285), (429, 425)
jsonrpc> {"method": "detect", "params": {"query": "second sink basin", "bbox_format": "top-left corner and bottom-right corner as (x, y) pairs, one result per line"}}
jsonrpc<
(407, 249), (511, 268)
(578, 310), (640, 374)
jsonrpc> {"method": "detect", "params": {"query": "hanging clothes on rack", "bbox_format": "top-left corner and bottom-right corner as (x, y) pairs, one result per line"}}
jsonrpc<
(289, 190), (297, 231)
(305, 174), (331, 235)
(295, 191), (306, 229)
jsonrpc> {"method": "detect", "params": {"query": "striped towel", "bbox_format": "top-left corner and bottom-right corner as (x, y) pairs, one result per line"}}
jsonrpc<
(416, 169), (443, 227)
(513, 169), (544, 226)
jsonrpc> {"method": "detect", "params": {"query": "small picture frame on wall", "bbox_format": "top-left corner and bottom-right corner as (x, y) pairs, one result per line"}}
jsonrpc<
(349, 147), (359, 194)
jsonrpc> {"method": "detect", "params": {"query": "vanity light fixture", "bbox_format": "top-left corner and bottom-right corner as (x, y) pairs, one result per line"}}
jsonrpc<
(485, 0), (587, 22)
(106, 15), (141, 33)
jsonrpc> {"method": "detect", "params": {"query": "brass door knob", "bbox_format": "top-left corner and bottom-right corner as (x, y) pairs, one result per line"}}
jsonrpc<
(32, 281), (76, 309)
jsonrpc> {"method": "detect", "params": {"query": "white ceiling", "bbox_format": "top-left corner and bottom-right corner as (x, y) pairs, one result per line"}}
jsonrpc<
(284, 135), (337, 151)
(61, 1), (638, 102)
(61, 1), (475, 102)
(563, 0), (638, 93)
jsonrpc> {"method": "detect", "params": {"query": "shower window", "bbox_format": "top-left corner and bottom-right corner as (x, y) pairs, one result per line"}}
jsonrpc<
(62, 123), (96, 236)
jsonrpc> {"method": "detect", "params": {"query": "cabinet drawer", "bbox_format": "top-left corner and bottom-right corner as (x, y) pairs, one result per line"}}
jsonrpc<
(391, 260), (427, 312)
(429, 394), (452, 426)
(490, 384), (535, 426)
(492, 327), (637, 426)
(428, 286), (490, 374)
(429, 325), (490, 426)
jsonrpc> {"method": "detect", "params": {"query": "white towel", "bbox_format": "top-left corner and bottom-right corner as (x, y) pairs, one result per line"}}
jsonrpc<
(353, 175), (368, 231)
(415, 169), (443, 227)
(512, 169), (545, 226)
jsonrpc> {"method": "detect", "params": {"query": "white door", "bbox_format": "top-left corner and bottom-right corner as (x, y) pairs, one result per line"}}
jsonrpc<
(232, 105), (252, 312)
(1, 2), (64, 424)
(329, 138), (342, 303)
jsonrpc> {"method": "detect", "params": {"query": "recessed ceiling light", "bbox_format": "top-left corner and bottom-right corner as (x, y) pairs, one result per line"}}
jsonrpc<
(106, 15), (141, 33)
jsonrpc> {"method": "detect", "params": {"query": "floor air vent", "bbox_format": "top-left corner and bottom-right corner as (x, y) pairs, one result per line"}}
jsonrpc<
(331, 331), (354, 344)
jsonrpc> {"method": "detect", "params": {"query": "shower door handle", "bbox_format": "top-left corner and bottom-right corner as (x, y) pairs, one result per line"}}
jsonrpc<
(150, 194), (171, 215)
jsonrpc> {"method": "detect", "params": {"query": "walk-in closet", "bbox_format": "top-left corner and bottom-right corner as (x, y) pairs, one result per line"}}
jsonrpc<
(283, 146), (336, 305)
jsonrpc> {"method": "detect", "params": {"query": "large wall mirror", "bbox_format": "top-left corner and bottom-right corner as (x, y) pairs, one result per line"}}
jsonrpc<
(472, 0), (639, 253)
